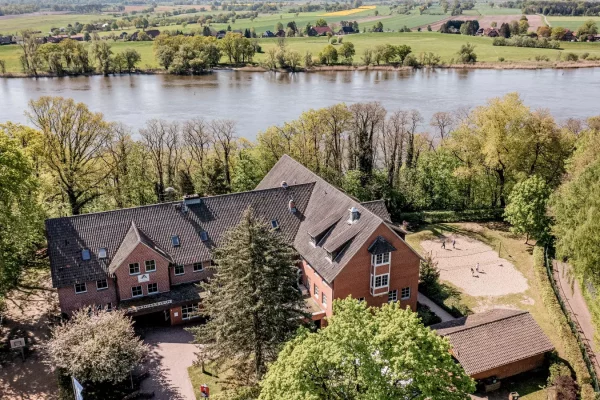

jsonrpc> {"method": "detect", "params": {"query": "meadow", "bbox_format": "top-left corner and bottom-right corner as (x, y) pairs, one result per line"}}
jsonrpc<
(2, 31), (600, 74)
(547, 16), (600, 31)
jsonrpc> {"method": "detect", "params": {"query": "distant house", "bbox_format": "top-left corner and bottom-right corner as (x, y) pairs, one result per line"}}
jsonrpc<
(313, 26), (333, 36)
(215, 30), (227, 39)
(563, 29), (577, 41)
(275, 29), (286, 37)
(262, 30), (275, 38)
(432, 309), (554, 381)
(484, 28), (499, 37)
(338, 26), (356, 35)
(130, 31), (139, 41)
(46, 34), (84, 43)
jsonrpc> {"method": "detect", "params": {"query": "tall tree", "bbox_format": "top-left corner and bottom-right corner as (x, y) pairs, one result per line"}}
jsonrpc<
(27, 97), (115, 215)
(504, 175), (551, 244)
(259, 298), (475, 400)
(210, 119), (237, 187)
(348, 102), (386, 184)
(188, 208), (307, 386)
(0, 128), (44, 297)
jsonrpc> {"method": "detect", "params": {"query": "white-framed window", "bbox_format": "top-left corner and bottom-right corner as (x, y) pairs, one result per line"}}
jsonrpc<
(145, 260), (156, 272)
(131, 286), (143, 297)
(372, 252), (390, 266)
(182, 303), (199, 320)
(374, 274), (389, 288)
(98, 248), (107, 259)
(171, 235), (181, 247)
(388, 289), (398, 303)
(358, 297), (365, 302)
(174, 264), (185, 275)
(193, 262), (204, 272)
(313, 284), (319, 298)
(322, 293), (328, 307)
(148, 282), (158, 294)
(96, 279), (108, 291)
(401, 287), (411, 300)
(129, 263), (140, 275)
(81, 248), (91, 261)
(75, 282), (87, 294)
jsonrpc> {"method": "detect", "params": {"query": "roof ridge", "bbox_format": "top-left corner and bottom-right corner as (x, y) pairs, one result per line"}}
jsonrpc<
(45, 182), (316, 222)
(441, 309), (529, 334)
(360, 199), (386, 204)
(130, 221), (141, 242)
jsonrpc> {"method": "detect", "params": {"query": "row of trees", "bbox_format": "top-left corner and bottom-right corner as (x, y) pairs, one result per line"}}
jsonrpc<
(19, 33), (141, 76)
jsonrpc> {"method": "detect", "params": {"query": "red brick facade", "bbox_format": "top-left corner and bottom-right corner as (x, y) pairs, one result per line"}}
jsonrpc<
(169, 260), (212, 286)
(57, 277), (118, 315)
(301, 222), (420, 319)
(112, 242), (171, 301)
(470, 353), (546, 380)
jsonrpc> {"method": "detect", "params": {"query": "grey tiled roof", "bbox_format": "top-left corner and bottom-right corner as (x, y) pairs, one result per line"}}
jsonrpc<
(47, 183), (314, 288)
(367, 236), (397, 255)
(431, 309), (555, 376)
(257, 155), (401, 283)
(361, 200), (391, 221)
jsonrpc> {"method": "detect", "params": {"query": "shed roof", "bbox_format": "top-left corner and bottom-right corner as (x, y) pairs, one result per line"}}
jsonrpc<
(431, 309), (554, 376)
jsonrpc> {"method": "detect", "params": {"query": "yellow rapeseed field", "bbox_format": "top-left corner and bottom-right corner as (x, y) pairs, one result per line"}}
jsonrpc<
(321, 5), (376, 17)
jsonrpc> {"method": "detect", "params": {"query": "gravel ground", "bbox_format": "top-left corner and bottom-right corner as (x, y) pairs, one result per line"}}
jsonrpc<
(421, 234), (528, 297)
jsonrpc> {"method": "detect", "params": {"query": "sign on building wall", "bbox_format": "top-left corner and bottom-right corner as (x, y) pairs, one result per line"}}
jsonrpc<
(10, 338), (25, 348)
(137, 274), (150, 283)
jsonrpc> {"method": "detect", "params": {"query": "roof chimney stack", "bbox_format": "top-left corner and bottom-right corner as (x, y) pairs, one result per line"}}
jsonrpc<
(289, 199), (297, 214)
(348, 207), (360, 224)
(281, 181), (288, 189)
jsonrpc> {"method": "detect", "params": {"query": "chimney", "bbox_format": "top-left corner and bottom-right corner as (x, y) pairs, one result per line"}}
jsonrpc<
(348, 207), (360, 224)
(281, 181), (288, 189)
(288, 199), (297, 214)
(182, 194), (202, 213)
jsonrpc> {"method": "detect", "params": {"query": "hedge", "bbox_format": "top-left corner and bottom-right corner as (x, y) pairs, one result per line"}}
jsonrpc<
(399, 208), (504, 225)
(533, 246), (596, 399)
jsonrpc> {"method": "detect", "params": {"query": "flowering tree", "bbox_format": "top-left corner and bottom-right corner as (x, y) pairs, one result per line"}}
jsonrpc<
(46, 309), (148, 384)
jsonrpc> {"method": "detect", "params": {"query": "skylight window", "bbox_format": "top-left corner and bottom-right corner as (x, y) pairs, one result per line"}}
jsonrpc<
(171, 235), (181, 247)
(98, 248), (107, 259)
(81, 248), (91, 261)
(271, 220), (279, 230)
(200, 231), (208, 242)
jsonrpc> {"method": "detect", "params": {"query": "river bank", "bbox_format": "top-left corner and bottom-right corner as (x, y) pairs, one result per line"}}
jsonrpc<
(2, 59), (600, 79)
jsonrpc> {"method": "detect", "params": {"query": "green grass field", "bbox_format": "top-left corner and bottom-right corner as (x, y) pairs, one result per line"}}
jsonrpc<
(0, 13), (103, 35)
(2, 32), (600, 74)
(547, 16), (600, 31)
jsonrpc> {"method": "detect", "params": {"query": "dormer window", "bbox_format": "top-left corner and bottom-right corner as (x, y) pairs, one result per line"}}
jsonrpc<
(372, 252), (390, 266)
(171, 235), (180, 247)
(288, 199), (297, 214)
(199, 231), (208, 242)
(271, 220), (279, 230)
(98, 248), (107, 259)
(81, 248), (91, 261)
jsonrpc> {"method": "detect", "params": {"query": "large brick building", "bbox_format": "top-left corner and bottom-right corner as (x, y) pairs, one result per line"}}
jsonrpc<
(46, 155), (421, 325)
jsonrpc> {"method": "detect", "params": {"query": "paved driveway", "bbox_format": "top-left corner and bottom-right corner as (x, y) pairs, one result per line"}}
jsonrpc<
(140, 326), (200, 400)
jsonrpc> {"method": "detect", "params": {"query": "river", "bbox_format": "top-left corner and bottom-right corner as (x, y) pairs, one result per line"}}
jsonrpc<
(1, 68), (599, 139)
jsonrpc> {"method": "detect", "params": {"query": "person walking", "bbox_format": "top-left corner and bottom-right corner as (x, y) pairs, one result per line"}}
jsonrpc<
(452, 239), (456, 249)
(470, 267), (475, 276)
(441, 240), (446, 249)
(476, 263), (480, 273)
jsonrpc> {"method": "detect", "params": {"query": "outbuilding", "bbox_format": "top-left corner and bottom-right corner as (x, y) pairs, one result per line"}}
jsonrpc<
(431, 309), (554, 381)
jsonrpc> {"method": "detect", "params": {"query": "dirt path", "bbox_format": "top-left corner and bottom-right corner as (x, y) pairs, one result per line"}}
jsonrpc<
(553, 261), (600, 378)
(417, 293), (455, 322)
(0, 270), (60, 400)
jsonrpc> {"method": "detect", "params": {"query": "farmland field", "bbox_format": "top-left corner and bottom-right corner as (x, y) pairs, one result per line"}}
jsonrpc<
(547, 16), (600, 30)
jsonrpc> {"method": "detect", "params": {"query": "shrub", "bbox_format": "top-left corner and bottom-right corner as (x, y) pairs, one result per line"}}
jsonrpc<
(564, 52), (578, 61)
(330, 37), (337, 45)
(417, 303), (442, 326)
(419, 254), (440, 293)
(535, 55), (550, 61)
(403, 54), (420, 67)
(554, 375), (578, 400)
(498, 57), (505, 62)
(399, 208), (504, 225)
(548, 361), (572, 386)
(581, 52), (590, 60)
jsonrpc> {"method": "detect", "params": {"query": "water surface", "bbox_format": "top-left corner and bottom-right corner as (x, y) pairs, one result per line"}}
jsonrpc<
(1, 69), (599, 138)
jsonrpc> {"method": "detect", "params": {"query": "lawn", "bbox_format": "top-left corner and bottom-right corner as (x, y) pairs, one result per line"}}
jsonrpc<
(547, 16), (600, 30)
(188, 362), (233, 399)
(0, 13), (103, 35)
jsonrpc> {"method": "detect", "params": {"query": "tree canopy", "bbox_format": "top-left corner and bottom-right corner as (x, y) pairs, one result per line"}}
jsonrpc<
(504, 175), (551, 243)
(259, 298), (475, 400)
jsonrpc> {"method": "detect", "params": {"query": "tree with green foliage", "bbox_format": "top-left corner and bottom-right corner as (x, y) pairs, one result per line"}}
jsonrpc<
(188, 208), (307, 387)
(0, 126), (44, 297)
(27, 97), (116, 215)
(504, 175), (551, 243)
(121, 48), (141, 73)
(551, 120), (600, 283)
(259, 298), (475, 400)
(577, 20), (598, 36)
(46, 309), (148, 384)
(457, 42), (477, 63)
(339, 41), (355, 64)
(320, 44), (338, 65)
(90, 40), (113, 75)
(315, 18), (328, 27)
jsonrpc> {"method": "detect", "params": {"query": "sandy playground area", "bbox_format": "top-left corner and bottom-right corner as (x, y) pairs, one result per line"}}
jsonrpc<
(421, 234), (528, 297)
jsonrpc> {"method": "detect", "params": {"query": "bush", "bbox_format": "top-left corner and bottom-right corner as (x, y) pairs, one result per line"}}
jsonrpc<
(564, 52), (579, 61)
(548, 361), (572, 386)
(399, 208), (504, 225)
(554, 375), (578, 400)
(403, 54), (420, 67)
(535, 55), (550, 61)
(498, 57), (505, 62)
(330, 37), (337, 45)
(417, 303), (442, 326)
(581, 52), (590, 60)
(419, 254), (440, 294)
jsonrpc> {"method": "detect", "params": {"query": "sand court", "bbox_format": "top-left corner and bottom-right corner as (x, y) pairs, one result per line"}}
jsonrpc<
(421, 234), (528, 297)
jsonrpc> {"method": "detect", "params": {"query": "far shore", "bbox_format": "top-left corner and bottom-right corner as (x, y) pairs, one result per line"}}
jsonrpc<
(2, 60), (600, 79)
